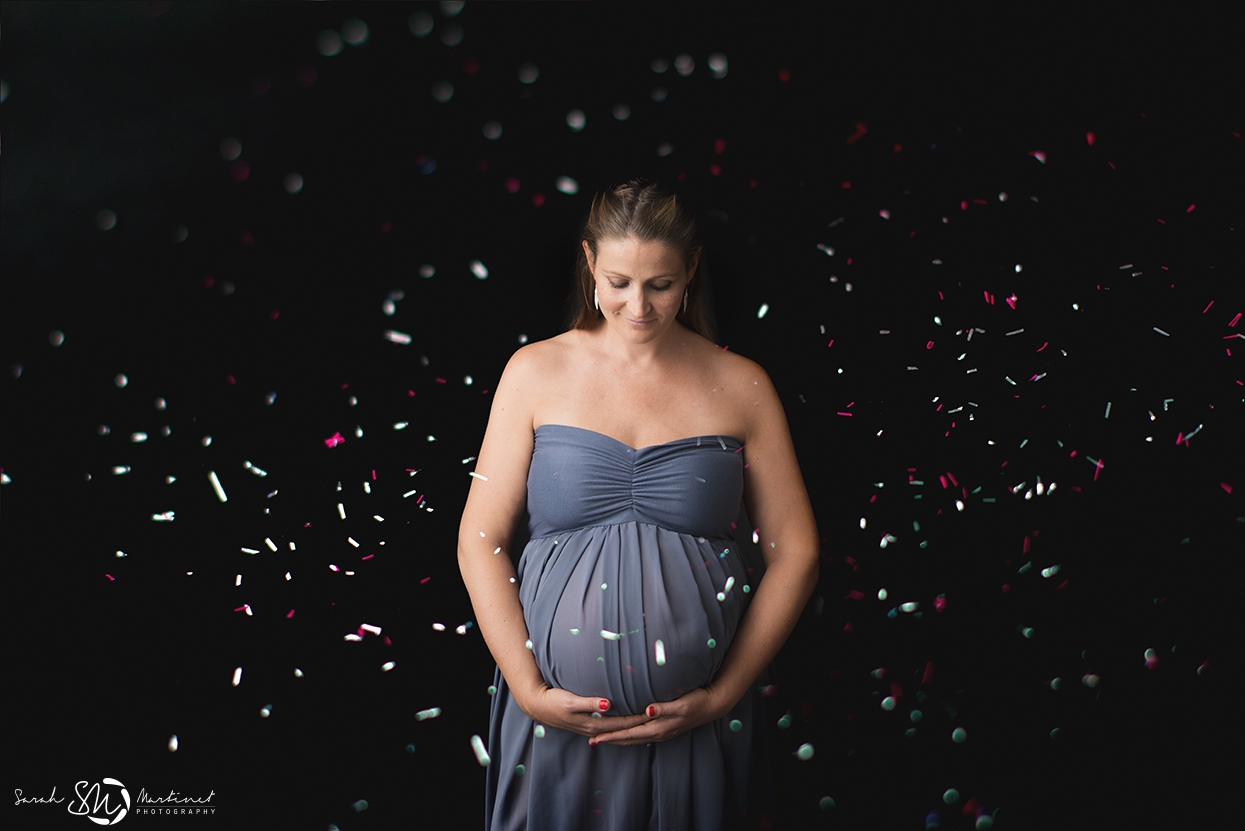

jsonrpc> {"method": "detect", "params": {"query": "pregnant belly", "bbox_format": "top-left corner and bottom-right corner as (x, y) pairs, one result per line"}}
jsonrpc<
(519, 524), (750, 716)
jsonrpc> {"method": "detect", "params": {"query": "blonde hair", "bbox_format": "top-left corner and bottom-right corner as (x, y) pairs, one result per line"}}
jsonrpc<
(570, 179), (712, 339)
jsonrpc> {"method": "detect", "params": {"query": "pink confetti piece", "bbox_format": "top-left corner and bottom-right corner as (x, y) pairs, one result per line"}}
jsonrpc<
(362, 554), (375, 560)
(845, 589), (865, 601)
(1086, 131), (1096, 146)
(845, 122), (868, 144)
(324, 432), (346, 448)
(1029, 150), (1047, 164)
(1036, 342), (1048, 352)
(1220, 482), (1233, 494)
(1186, 203), (1196, 213)
(1229, 313), (1241, 327)
(105, 574), (115, 581)
(287, 609), (295, 619)
(837, 411), (853, 417)
(1203, 301), (1215, 314)
(420, 577), (431, 584)
(926, 340), (935, 349)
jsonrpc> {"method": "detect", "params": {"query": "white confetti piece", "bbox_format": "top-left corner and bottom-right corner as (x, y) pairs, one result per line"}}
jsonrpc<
(208, 471), (227, 503)
(416, 707), (442, 721)
(655, 639), (666, 666)
(265, 537), (278, 551)
(231, 667), (242, 687)
(470, 734), (491, 766)
(384, 329), (413, 345)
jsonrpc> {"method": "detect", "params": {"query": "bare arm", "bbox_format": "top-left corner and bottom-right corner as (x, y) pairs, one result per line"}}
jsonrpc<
(592, 366), (819, 745)
(458, 346), (653, 737)
(704, 368), (820, 707)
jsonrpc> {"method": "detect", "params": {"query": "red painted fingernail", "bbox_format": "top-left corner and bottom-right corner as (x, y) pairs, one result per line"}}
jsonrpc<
(647, 705), (656, 717)
(599, 699), (609, 711)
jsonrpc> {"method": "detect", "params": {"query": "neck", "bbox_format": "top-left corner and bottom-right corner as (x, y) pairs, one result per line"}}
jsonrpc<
(592, 320), (688, 368)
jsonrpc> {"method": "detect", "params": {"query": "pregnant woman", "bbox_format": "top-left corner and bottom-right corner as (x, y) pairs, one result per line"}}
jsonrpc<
(458, 179), (819, 830)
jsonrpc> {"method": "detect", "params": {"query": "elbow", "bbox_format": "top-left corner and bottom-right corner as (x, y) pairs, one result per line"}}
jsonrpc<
(802, 549), (819, 596)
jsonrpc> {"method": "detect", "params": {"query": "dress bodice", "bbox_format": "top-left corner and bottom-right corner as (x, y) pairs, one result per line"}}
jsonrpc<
(525, 424), (745, 539)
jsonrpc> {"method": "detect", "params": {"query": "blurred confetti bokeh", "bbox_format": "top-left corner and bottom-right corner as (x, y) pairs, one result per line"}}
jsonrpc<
(2, 3), (1239, 829)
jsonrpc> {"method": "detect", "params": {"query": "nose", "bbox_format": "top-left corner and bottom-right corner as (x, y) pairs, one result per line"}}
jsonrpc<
(628, 288), (651, 317)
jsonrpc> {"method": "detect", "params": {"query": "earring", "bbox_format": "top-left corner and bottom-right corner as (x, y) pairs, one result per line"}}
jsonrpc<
(594, 286), (599, 311)
(682, 287), (689, 314)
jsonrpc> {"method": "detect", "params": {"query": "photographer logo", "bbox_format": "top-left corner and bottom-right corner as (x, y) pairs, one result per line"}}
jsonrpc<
(16, 778), (217, 822)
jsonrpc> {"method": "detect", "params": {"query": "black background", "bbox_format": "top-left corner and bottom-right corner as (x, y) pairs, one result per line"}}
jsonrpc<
(3, 3), (1240, 829)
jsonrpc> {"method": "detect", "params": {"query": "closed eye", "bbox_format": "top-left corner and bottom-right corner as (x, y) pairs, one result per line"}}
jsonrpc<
(611, 281), (673, 291)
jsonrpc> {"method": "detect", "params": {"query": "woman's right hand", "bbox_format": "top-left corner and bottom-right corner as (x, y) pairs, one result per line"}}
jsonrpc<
(515, 684), (654, 740)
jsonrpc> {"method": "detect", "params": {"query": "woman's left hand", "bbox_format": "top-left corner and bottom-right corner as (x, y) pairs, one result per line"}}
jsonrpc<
(587, 686), (728, 746)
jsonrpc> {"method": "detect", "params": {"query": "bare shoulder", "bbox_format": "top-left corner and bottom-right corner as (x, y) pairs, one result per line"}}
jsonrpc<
(503, 334), (572, 376)
(698, 343), (777, 402)
(497, 334), (576, 396)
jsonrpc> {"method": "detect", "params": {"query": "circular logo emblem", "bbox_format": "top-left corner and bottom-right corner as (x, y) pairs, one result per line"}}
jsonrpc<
(70, 777), (130, 825)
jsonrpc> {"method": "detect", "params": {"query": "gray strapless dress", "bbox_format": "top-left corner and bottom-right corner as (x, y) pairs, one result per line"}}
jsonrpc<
(485, 424), (764, 831)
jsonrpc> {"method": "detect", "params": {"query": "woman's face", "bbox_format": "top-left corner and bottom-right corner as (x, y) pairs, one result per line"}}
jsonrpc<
(584, 235), (696, 345)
